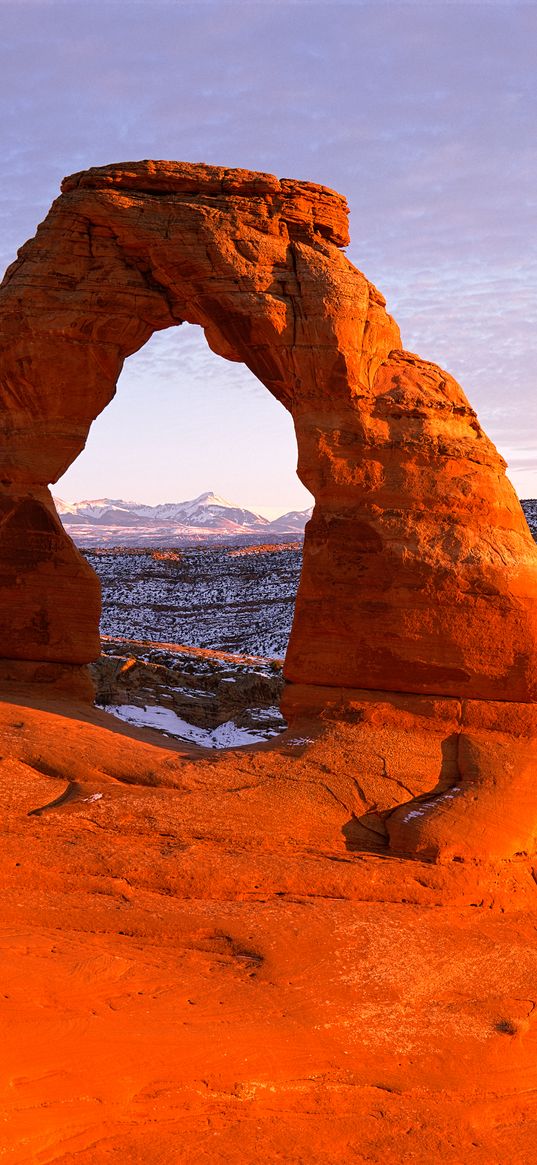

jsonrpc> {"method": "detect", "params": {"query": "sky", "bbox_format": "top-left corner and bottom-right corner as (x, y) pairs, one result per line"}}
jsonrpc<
(1, 0), (536, 514)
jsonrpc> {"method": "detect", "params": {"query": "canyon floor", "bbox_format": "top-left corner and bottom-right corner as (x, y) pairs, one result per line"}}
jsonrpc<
(2, 533), (537, 1162)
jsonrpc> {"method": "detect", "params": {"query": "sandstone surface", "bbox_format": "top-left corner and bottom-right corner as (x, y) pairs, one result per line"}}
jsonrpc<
(1, 160), (536, 701)
(1, 687), (537, 1163)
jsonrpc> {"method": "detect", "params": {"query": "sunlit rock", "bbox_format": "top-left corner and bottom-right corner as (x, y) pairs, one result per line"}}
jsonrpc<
(1, 160), (535, 699)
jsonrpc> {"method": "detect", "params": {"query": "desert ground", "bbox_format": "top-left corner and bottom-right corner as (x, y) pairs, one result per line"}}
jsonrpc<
(2, 682), (537, 1163)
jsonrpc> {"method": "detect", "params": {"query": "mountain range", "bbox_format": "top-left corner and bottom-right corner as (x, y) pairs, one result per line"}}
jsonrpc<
(54, 491), (313, 546)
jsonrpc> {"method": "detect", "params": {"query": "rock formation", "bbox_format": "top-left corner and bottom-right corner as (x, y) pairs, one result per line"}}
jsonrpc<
(1, 160), (537, 864)
(1, 159), (536, 700)
(2, 162), (537, 1159)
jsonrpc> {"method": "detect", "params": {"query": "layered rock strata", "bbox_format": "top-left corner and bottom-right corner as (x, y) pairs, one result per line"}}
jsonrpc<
(1, 159), (536, 700)
(92, 639), (284, 737)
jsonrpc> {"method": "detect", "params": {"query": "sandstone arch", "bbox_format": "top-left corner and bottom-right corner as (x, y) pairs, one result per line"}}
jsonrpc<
(1, 159), (537, 702)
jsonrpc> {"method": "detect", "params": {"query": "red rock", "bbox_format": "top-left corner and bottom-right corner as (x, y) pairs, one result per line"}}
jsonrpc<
(1, 160), (535, 698)
(1, 690), (537, 1161)
(3, 160), (537, 1161)
(387, 697), (537, 861)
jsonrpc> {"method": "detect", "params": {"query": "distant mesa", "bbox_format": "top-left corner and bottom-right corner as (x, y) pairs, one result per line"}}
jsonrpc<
(53, 492), (313, 545)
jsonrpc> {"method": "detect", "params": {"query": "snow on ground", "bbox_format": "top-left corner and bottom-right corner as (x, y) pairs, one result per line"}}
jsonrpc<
(86, 543), (302, 658)
(106, 703), (282, 748)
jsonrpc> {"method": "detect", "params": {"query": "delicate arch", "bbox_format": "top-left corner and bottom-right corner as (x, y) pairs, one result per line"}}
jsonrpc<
(0, 160), (536, 700)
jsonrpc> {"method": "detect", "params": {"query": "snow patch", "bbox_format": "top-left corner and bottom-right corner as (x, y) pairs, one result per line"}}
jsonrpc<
(402, 786), (462, 823)
(105, 703), (282, 749)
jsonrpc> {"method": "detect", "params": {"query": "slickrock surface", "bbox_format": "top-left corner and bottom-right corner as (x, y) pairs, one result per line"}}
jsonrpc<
(1, 688), (537, 1163)
(1, 159), (536, 700)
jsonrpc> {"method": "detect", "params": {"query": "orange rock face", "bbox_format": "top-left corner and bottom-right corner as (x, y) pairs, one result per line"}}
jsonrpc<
(1, 159), (536, 698)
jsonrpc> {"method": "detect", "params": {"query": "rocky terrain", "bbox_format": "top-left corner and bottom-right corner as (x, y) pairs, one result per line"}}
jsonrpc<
(3, 686), (537, 1164)
(88, 542), (299, 746)
(94, 637), (286, 748)
(90, 541), (302, 656)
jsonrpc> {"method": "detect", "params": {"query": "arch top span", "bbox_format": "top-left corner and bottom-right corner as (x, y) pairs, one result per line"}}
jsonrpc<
(60, 159), (351, 248)
(0, 158), (536, 710)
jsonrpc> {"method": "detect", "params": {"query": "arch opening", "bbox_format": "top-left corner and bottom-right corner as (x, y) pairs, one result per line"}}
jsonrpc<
(56, 322), (313, 527)
(53, 323), (313, 745)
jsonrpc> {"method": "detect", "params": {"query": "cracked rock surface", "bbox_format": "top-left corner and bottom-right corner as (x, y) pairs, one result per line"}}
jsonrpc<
(1, 685), (537, 1163)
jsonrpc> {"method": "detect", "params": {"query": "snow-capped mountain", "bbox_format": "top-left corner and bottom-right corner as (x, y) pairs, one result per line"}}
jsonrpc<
(55, 492), (269, 530)
(267, 509), (315, 535)
(53, 491), (313, 546)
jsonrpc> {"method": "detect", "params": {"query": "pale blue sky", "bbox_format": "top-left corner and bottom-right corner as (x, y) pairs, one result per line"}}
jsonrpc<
(1, 0), (536, 510)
